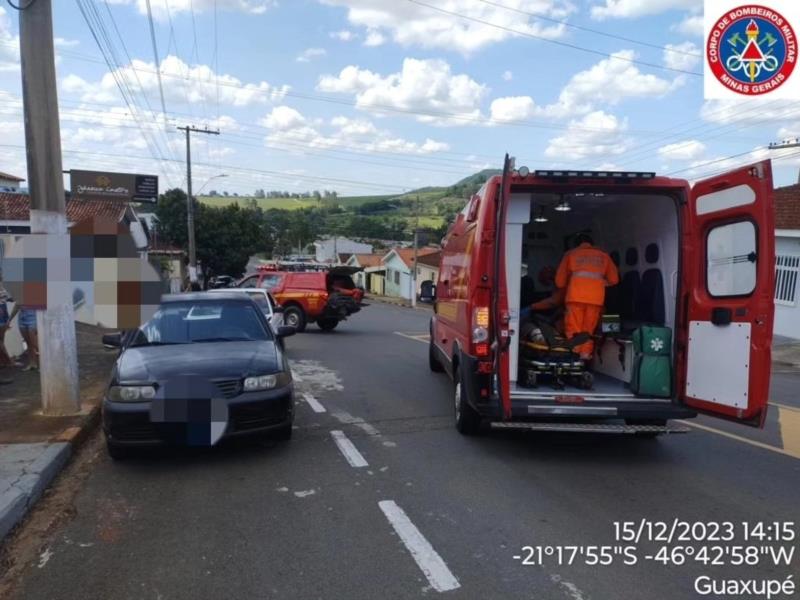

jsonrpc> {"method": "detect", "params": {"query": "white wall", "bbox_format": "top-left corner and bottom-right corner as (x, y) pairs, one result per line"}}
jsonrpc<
(314, 238), (373, 263)
(775, 234), (800, 339)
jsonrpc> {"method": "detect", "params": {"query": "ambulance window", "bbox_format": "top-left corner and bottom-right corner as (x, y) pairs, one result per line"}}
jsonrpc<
(625, 248), (638, 266)
(259, 274), (283, 290)
(706, 221), (757, 298)
(645, 243), (659, 264)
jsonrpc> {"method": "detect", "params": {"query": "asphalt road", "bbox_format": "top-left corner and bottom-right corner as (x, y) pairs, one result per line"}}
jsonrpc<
(7, 302), (800, 599)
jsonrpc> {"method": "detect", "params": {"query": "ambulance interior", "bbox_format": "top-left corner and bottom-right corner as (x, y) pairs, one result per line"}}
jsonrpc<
(507, 191), (680, 399)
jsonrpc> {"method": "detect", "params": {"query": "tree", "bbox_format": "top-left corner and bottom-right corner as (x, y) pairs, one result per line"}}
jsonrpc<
(254, 189), (265, 199)
(154, 188), (190, 248)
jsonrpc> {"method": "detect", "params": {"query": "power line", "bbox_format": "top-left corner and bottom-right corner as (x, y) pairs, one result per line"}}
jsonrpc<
(405, 0), (702, 77)
(144, 0), (169, 130)
(476, 0), (702, 58)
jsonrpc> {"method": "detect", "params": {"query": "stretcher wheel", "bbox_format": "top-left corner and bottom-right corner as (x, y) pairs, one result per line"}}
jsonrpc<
(578, 372), (594, 390)
(524, 370), (538, 388)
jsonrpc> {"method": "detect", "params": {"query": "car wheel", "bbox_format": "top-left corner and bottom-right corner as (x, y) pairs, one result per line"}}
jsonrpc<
(106, 440), (132, 460)
(428, 338), (444, 372)
(317, 318), (339, 331)
(283, 306), (306, 333)
(454, 367), (481, 435)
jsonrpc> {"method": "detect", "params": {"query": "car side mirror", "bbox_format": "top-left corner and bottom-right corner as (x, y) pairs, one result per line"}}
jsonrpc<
(273, 306), (285, 314)
(102, 332), (122, 348)
(277, 326), (296, 339)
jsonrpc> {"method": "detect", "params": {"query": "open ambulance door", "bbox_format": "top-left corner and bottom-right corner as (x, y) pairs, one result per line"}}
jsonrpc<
(680, 161), (775, 427)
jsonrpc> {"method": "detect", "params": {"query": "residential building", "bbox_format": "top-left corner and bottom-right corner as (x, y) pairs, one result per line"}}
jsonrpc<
(383, 247), (439, 301)
(313, 237), (373, 263)
(0, 171), (24, 193)
(345, 253), (385, 292)
(148, 240), (187, 294)
(415, 250), (441, 294)
(774, 184), (800, 338)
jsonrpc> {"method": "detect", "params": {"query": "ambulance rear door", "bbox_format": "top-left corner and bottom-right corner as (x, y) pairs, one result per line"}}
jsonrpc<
(680, 161), (775, 427)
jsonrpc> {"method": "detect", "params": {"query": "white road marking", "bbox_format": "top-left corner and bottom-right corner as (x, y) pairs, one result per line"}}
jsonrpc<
(37, 548), (53, 569)
(551, 574), (588, 600)
(394, 331), (429, 345)
(303, 392), (326, 413)
(355, 421), (380, 436)
(294, 490), (316, 498)
(331, 430), (369, 468)
(378, 500), (461, 593)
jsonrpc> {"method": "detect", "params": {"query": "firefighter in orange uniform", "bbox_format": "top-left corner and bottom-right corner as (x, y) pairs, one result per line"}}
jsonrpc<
(555, 233), (619, 360)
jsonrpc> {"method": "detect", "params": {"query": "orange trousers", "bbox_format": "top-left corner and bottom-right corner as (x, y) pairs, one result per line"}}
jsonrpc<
(564, 302), (603, 358)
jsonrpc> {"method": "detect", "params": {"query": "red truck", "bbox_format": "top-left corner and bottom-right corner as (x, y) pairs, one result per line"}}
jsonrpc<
(237, 266), (362, 332)
(429, 156), (775, 436)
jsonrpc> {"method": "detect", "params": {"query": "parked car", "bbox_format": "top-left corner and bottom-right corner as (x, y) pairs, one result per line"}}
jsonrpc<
(209, 275), (235, 289)
(236, 267), (362, 332)
(101, 293), (296, 459)
(208, 288), (285, 333)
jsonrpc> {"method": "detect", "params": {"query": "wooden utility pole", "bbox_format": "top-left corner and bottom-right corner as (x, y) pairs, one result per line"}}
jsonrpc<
(769, 138), (800, 183)
(19, 0), (80, 415)
(177, 126), (219, 283)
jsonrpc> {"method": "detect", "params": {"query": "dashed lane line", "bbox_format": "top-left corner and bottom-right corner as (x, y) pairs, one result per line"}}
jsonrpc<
(394, 332), (429, 344)
(302, 392), (326, 413)
(331, 430), (369, 468)
(378, 500), (461, 593)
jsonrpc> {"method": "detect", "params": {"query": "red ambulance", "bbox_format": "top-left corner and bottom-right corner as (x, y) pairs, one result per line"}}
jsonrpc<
(428, 155), (775, 436)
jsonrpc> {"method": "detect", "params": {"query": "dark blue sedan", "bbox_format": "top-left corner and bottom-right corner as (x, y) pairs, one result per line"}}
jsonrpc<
(102, 293), (296, 459)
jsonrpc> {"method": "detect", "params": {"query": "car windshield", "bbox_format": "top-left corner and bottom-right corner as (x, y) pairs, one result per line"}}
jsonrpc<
(131, 300), (271, 346)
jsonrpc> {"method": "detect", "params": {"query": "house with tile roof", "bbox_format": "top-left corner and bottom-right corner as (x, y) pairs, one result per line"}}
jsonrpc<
(345, 253), (386, 293)
(0, 172), (24, 193)
(382, 246), (439, 301)
(774, 184), (800, 338)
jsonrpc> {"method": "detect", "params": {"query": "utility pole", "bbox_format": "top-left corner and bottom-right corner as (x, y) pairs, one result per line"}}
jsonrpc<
(177, 126), (219, 284)
(19, 0), (80, 415)
(411, 194), (420, 308)
(769, 138), (800, 183)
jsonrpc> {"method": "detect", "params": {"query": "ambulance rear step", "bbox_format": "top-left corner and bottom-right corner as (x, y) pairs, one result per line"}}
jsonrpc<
(490, 422), (690, 434)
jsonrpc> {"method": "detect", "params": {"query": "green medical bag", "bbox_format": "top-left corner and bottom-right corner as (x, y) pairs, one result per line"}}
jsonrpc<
(630, 326), (672, 397)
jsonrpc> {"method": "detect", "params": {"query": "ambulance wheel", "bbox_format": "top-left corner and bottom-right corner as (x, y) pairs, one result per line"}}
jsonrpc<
(283, 306), (306, 333)
(578, 372), (594, 390)
(317, 318), (339, 331)
(454, 368), (481, 435)
(525, 370), (538, 388)
(429, 339), (444, 372)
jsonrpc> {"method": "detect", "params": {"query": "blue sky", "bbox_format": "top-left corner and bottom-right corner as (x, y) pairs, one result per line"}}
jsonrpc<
(0, 0), (798, 196)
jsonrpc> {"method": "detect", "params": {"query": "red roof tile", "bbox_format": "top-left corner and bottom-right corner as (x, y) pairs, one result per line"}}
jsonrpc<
(389, 247), (439, 269)
(417, 251), (441, 268)
(350, 253), (383, 267)
(0, 192), (128, 224)
(775, 184), (800, 230)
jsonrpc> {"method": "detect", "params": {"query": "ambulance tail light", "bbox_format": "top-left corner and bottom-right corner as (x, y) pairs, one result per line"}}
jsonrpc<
(472, 306), (490, 357)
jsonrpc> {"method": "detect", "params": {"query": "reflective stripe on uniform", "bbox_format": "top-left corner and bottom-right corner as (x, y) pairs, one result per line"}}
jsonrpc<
(573, 270), (606, 280)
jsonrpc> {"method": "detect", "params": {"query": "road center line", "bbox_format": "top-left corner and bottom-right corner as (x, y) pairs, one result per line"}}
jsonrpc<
(679, 420), (800, 460)
(331, 430), (369, 468)
(303, 393), (326, 413)
(394, 332), (429, 345)
(378, 500), (461, 593)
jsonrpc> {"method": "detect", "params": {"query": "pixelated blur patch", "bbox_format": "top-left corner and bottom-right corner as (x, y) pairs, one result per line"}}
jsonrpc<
(2, 217), (161, 329)
(150, 377), (229, 446)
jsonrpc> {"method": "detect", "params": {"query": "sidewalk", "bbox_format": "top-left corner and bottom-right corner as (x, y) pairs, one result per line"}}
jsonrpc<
(366, 294), (433, 311)
(0, 322), (115, 542)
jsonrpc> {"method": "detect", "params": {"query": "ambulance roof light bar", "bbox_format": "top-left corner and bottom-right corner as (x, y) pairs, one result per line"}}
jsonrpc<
(534, 170), (656, 180)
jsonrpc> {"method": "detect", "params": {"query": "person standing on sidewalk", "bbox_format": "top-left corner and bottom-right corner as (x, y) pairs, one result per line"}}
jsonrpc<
(0, 284), (12, 384)
(5, 303), (39, 371)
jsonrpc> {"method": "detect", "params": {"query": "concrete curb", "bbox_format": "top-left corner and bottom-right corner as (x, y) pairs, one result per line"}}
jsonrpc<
(0, 403), (101, 543)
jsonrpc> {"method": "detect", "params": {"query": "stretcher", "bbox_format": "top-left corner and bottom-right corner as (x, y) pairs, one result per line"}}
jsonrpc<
(517, 315), (594, 390)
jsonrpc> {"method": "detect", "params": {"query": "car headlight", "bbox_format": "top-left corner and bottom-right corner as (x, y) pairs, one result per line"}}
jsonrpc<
(243, 371), (291, 391)
(108, 385), (156, 402)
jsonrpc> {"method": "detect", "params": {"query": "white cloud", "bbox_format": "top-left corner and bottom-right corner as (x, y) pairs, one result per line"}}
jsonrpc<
(61, 55), (290, 108)
(502, 70), (513, 82)
(296, 47), (327, 63)
(657, 140), (706, 161)
(363, 31), (386, 47)
(108, 0), (274, 19)
(545, 111), (630, 159)
(663, 41), (700, 72)
(700, 99), (800, 127)
(673, 13), (704, 37)
(317, 58), (487, 125)
(260, 106), (450, 155)
(330, 30), (355, 41)
(591, 0), (696, 20)
(0, 7), (20, 72)
(318, 0), (574, 54)
(493, 50), (678, 122)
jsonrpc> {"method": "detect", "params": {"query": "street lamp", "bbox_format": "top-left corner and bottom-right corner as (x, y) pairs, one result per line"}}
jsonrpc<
(195, 173), (228, 196)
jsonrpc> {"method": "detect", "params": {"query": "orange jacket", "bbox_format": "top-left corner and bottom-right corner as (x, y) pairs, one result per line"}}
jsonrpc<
(555, 243), (619, 306)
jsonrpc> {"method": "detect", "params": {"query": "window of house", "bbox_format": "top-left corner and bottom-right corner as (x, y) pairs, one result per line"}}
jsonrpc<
(775, 254), (800, 306)
(707, 221), (757, 297)
(394, 270), (400, 284)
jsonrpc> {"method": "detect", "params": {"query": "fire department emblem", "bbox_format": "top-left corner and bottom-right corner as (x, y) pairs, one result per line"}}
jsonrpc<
(707, 5), (797, 95)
